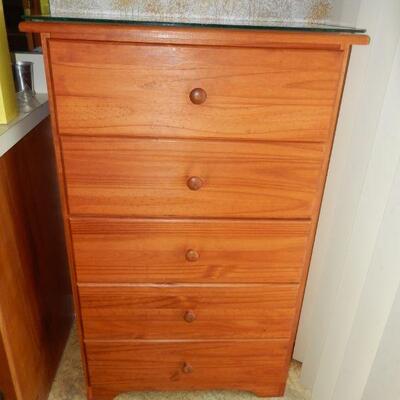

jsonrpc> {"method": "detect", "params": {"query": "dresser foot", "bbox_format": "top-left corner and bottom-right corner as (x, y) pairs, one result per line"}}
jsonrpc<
(251, 387), (285, 398)
(88, 386), (118, 400)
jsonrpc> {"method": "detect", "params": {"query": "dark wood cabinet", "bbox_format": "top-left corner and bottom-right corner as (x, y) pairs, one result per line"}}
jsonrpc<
(0, 118), (73, 400)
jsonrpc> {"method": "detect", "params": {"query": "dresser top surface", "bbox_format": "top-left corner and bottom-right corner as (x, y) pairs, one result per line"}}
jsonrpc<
(23, 13), (365, 34)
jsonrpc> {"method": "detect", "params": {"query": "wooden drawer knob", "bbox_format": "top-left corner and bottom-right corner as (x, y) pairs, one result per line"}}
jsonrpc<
(185, 249), (200, 262)
(183, 310), (196, 323)
(182, 362), (193, 374)
(187, 176), (203, 191)
(189, 88), (207, 105)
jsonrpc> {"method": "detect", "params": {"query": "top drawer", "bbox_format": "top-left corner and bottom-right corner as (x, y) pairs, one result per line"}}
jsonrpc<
(49, 40), (342, 142)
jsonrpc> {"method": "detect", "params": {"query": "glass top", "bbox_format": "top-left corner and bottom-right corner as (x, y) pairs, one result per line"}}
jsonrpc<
(23, 14), (366, 34)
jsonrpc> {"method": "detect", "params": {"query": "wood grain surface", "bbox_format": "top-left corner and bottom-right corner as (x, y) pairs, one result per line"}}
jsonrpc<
(50, 40), (342, 142)
(85, 340), (289, 397)
(79, 284), (298, 340)
(71, 218), (311, 284)
(61, 137), (325, 218)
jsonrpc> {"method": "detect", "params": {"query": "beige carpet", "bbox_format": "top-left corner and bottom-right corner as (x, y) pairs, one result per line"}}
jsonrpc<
(49, 327), (311, 400)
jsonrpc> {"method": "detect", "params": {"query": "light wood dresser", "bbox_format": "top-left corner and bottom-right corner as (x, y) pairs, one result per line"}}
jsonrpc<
(21, 18), (368, 400)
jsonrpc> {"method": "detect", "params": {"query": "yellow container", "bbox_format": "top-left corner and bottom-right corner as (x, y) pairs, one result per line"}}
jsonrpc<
(0, 1), (17, 124)
(40, 0), (50, 15)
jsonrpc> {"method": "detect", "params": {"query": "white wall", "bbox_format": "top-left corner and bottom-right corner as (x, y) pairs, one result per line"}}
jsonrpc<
(294, 0), (400, 399)
(329, 0), (361, 26)
(362, 282), (400, 400)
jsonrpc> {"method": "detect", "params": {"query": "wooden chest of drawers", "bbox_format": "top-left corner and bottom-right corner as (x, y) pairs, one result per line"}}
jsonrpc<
(21, 20), (368, 399)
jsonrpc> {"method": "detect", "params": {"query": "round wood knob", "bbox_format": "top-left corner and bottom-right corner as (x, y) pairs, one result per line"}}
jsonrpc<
(183, 310), (196, 323)
(189, 88), (207, 105)
(185, 249), (200, 262)
(187, 176), (203, 191)
(182, 362), (193, 374)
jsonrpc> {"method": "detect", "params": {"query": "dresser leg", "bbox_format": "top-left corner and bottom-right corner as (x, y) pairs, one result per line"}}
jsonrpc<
(88, 386), (118, 400)
(251, 392), (270, 398)
(252, 387), (285, 398)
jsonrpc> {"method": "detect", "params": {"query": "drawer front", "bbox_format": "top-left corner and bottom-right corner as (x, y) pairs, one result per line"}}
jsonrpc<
(86, 340), (289, 395)
(62, 137), (325, 218)
(79, 285), (298, 340)
(50, 40), (342, 142)
(71, 218), (311, 284)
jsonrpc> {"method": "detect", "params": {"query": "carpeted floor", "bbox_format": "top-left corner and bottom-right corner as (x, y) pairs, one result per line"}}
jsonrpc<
(49, 327), (311, 400)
